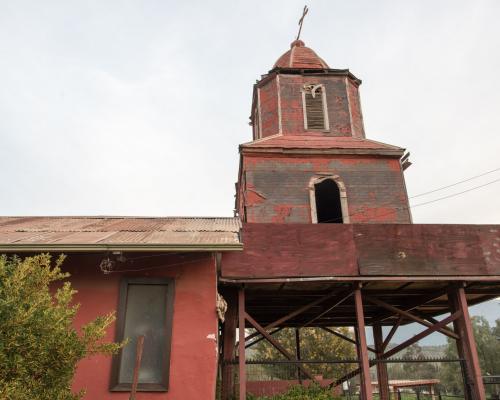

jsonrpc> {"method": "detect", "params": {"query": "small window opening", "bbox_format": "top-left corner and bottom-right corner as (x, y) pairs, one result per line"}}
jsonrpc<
(304, 84), (327, 130)
(314, 179), (343, 223)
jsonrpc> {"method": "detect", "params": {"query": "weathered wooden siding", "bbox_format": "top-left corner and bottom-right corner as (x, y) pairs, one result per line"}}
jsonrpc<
(279, 74), (354, 136)
(241, 154), (411, 224)
(259, 78), (280, 138)
(221, 223), (500, 279)
(346, 77), (365, 138)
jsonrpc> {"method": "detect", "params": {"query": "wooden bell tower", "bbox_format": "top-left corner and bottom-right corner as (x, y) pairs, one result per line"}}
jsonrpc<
(236, 40), (412, 224)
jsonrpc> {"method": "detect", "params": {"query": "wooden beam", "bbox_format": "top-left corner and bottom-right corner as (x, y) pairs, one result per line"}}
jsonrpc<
(333, 311), (461, 388)
(365, 295), (459, 340)
(244, 311), (314, 380)
(383, 311), (461, 359)
(221, 290), (238, 400)
(302, 291), (353, 327)
(354, 287), (373, 400)
(373, 323), (390, 400)
(321, 326), (377, 354)
(238, 288), (246, 400)
(382, 316), (402, 352)
(243, 289), (342, 343)
(449, 286), (486, 400)
(370, 290), (448, 324)
(245, 327), (282, 349)
(415, 312), (459, 339)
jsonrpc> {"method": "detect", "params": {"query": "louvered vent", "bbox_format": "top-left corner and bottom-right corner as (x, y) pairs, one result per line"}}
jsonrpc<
(304, 86), (326, 130)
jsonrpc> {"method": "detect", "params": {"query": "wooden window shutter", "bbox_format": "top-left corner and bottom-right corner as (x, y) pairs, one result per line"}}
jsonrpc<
(304, 85), (327, 130)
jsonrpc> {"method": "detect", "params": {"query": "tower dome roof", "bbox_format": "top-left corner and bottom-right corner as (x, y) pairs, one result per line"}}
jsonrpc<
(273, 40), (329, 69)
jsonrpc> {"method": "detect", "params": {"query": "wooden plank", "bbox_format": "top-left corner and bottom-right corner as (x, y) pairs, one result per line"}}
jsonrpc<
(222, 224), (500, 279)
(221, 223), (357, 278)
(355, 224), (491, 276)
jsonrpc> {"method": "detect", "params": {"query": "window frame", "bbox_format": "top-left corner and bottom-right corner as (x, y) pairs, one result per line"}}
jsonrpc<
(309, 175), (350, 223)
(110, 277), (175, 392)
(302, 84), (330, 132)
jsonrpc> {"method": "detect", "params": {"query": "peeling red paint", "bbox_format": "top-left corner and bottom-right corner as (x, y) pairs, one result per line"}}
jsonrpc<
(349, 207), (399, 223)
(271, 205), (293, 223)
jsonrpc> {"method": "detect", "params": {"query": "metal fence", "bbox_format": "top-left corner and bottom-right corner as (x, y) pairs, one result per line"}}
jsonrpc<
(222, 357), (471, 399)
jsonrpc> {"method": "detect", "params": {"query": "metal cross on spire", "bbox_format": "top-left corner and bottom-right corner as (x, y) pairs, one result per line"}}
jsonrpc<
(296, 5), (309, 41)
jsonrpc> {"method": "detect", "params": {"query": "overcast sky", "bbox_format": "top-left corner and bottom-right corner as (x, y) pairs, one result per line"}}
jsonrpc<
(1, 0), (499, 345)
(1, 0), (499, 222)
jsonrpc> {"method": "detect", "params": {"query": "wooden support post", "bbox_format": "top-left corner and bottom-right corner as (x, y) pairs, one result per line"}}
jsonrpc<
(354, 286), (373, 400)
(295, 328), (302, 384)
(238, 288), (246, 400)
(221, 290), (237, 400)
(373, 323), (390, 400)
(448, 285), (486, 400)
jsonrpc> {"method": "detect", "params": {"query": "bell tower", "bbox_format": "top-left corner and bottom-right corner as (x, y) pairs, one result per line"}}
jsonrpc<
(236, 40), (412, 224)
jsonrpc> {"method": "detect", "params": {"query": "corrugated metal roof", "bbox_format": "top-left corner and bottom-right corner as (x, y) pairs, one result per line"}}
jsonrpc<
(0, 217), (242, 251)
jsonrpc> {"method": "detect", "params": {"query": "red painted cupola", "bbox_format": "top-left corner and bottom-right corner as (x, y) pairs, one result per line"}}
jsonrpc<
(273, 39), (329, 69)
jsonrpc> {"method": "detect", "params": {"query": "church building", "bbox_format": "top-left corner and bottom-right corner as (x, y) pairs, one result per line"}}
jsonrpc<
(0, 35), (499, 400)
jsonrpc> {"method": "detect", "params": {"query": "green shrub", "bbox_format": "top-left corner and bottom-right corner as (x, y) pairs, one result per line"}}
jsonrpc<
(0, 254), (123, 400)
(247, 383), (340, 400)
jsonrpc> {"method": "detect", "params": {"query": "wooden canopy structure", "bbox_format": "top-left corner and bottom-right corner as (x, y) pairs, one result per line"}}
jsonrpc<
(218, 223), (500, 400)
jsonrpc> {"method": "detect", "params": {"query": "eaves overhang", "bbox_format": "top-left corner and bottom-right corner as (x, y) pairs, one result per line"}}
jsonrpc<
(240, 146), (405, 157)
(0, 243), (243, 252)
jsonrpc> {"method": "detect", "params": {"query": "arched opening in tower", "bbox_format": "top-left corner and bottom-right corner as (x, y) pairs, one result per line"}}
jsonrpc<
(314, 179), (343, 223)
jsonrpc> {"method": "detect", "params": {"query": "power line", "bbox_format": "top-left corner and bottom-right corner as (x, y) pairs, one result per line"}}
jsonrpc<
(356, 176), (500, 222)
(410, 177), (500, 208)
(409, 167), (500, 199)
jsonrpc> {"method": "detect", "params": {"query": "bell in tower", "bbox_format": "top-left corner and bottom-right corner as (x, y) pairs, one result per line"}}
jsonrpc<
(236, 39), (412, 224)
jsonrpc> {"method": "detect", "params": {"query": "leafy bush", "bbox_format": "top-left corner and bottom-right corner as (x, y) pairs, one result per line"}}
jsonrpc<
(247, 383), (340, 400)
(0, 254), (122, 400)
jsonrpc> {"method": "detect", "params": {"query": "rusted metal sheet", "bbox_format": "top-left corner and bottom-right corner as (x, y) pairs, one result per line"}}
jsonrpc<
(221, 223), (358, 278)
(0, 217), (241, 248)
